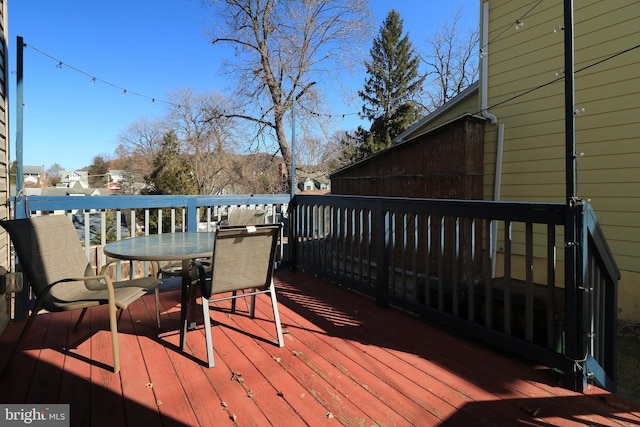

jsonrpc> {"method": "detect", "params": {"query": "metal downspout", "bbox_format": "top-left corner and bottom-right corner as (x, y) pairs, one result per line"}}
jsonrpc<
(481, 2), (505, 277)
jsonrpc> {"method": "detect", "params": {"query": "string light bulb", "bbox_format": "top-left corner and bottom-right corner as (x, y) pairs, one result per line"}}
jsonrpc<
(122, 89), (127, 96)
(56, 61), (63, 69)
(555, 68), (565, 77)
(91, 77), (96, 84)
(515, 19), (524, 30)
(574, 107), (586, 115)
(553, 25), (565, 33)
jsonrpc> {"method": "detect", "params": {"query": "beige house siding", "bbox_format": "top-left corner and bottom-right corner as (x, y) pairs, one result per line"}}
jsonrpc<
(0, 0), (9, 332)
(483, 0), (640, 320)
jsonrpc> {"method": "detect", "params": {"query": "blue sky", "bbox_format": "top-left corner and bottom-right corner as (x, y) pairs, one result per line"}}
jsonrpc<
(9, 1), (478, 171)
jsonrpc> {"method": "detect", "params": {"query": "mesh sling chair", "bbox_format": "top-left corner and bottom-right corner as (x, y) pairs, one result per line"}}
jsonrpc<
(193, 223), (284, 368)
(227, 208), (267, 226)
(159, 209), (268, 279)
(0, 215), (161, 374)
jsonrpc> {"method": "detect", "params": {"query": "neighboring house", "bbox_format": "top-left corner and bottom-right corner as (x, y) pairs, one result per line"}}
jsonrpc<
(22, 187), (105, 199)
(300, 175), (331, 193)
(108, 181), (122, 192)
(22, 187), (108, 216)
(22, 165), (46, 187)
(58, 170), (89, 189)
(108, 169), (125, 183)
(390, 1), (640, 321)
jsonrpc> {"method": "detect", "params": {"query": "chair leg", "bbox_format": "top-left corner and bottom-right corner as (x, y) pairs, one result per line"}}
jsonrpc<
(269, 281), (285, 347)
(1, 300), (45, 378)
(154, 287), (161, 329)
(231, 291), (237, 313)
(249, 292), (257, 318)
(201, 297), (215, 368)
(108, 302), (121, 374)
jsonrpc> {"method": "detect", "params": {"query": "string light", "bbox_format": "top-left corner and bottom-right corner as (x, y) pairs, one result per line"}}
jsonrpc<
(296, 102), (359, 119)
(24, 42), (177, 107)
(553, 25), (565, 33)
(574, 107), (585, 115)
(478, 0), (544, 59)
(478, 43), (640, 114)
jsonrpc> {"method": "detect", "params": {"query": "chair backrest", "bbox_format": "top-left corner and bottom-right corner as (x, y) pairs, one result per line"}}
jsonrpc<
(0, 215), (93, 310)
(202, 224), (281, 298)
(227, 209), (267, 226)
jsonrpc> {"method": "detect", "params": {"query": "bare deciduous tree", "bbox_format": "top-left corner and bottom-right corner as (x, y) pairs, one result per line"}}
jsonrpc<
(167, 88), (239, 195)
(420, 7), (479, 112)
(204, 0), (374, 191)
(116, 117), (165, 177)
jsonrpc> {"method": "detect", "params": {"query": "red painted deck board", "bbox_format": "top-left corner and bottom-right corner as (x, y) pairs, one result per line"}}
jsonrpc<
(1, 270), (639, 427)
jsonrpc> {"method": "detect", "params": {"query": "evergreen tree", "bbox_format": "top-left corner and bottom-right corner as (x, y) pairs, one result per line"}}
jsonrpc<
(88, 155), (110, 187)
(143, 131), (197, 196)
(142, 131), (197, 233)
(358, 9), (424, 157)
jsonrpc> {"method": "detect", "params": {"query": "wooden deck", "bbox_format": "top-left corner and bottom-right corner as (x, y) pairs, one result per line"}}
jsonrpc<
(1, 270), (639, 426)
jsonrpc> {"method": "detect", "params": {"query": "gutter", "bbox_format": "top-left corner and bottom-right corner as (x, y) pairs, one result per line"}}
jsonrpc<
(481, 1), (505, 277)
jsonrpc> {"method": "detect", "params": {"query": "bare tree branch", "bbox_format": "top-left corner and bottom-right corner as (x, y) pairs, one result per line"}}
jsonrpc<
(204, 0), (373, 191)
(419, 7), (479, 112)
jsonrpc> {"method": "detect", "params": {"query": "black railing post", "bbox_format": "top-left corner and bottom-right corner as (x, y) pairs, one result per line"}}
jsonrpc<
(562, 0), (586, 392)
(374, 202), (388, 307)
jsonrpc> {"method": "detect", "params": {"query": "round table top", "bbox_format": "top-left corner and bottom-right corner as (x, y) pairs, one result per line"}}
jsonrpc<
(103, 232), (215, 261)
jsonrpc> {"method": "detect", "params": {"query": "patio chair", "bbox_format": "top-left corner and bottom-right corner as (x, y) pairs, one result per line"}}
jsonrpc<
(227, 208), (267, 226)
(0, 215), (161, 375)
(193, 223), (284, 367)
(160, 209), (269, 279)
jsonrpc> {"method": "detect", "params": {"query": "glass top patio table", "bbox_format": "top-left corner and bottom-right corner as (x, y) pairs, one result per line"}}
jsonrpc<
(103, 232), (216, 353)
(103, 232), (215, 262)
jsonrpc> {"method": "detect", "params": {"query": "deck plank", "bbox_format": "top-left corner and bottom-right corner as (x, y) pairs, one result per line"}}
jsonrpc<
(88, 305), (128, 427)
(0, 311), (49, 403)
(127, 295), (201, 427)
(23, 310), (68, 404)
(209, 303), (341, 426)
(57, 310), (94, 427)
(1, 271), (640, 427)
(273, 275), (504, 425)
(156, 292), (253, 426)
(117, 301), (165, 427)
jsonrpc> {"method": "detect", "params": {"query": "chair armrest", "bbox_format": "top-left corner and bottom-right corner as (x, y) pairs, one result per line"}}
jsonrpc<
(40, 274), (116, 302)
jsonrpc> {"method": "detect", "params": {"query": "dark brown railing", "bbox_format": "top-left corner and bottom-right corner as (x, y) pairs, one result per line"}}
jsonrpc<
(289, 195), (619, 393)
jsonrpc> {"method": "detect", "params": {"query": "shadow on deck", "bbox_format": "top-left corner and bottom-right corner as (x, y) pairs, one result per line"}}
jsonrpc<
(0, 270), (638, 426)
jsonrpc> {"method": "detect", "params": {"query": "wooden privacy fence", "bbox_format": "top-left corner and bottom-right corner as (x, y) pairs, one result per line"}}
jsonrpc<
(289, 194), (619, 393)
